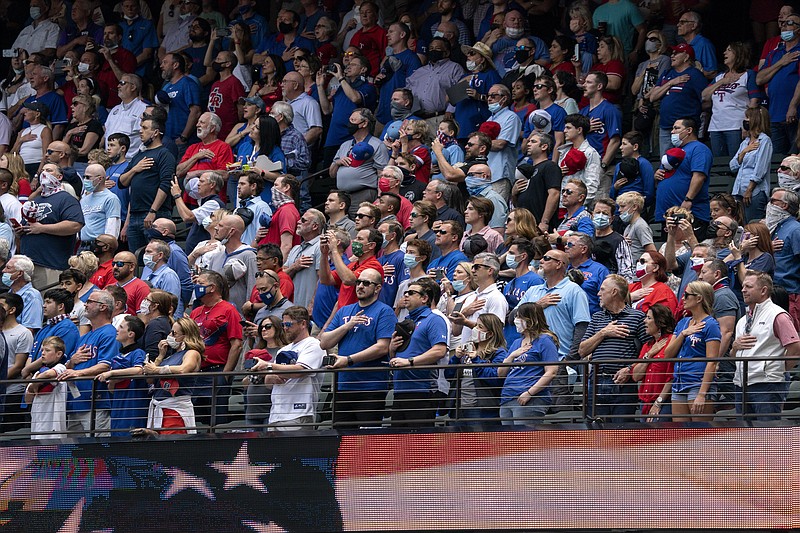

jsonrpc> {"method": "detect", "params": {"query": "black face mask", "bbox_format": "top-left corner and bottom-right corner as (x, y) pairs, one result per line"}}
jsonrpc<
(706, 224), (721, 239)
(427, 50), (444, 63)
(278, 22), (294, 34)
(742, 120), (750, 130)
(514, 49), (530, 63)
(346, 122), (360, 135)
(91, 242), (106, 255)
(212, 61), (225, 73)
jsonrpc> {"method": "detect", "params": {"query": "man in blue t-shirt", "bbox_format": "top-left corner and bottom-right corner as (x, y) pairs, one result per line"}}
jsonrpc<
(375, 22), (421, 126)
(427, 220), (468, 280)
(759, 12), (800, 154)
(566, 232), (609, 316)
(120, 0), (159, 77)
(580, 71), (621, 197)
(320, 268), (397, 427)
(388, 279), (448, 427)
(377, 221), (407, 306)
(56, 290), (118, 437)
(157, 53), (201, 151)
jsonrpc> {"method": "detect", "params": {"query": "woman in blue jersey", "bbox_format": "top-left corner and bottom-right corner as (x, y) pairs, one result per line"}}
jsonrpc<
(452, 313), (507, 424)
(664, 281), (721, 421)
(497, 302), (560, 425)
(142, 317), (203, 434)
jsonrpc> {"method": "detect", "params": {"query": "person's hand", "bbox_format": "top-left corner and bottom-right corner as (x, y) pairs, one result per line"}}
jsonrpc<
(448, 310), (468, 325)
(57, 368), (79, 381)
(389, 356), (412, 368)
(329, 355), (350, 369)
(731, 334), (757, 352)
(325, 229), (340, 251)
(264, 374), (287, 385)
(143, 361), (161, 375)
(536, 293), (562, 308)
(629, 287), (653, 301)
(773, 238), (785, 253)
(511, 339), (532, 357)
(690, 391), (707, 414)
(675, 217), (693, 235)
(70, 345), (93, 366)
(18, 133), (37, 143)
(294, 255), (313, 271)
(170, 176), (181, 197)
(646, 400), (662, 422)
(727, 240), (743, 260)
(744, 139), (760, 155)
(670, 74), (690, 87)
(740, 234), (758, 254)
(345, 17), (357, 31)
(346, 309), (368, 330)
(537, 221), (549, 234)
(243, 321), (258, 337)
(743, 188), (753, 206)
(315, 69), (327, 86)
(613, 177), (628, 191)
(559, 162), (569, 176)
(120, 220), (128, 241)
(680, 321), (705, 338)
(654, 168), (666, 181)
(144, 211), (155, 229)
(255, 227), (268, 241)
(22, 222), (44, 235)
(281, 46), (297, 63)
(779, 50), (800, 67)
(431, 138), (443, 154)
(374, 72), (386, 83)
(588, 117), (603, 132)
(250, 357), (270, 372)
(601, 320), (630, 339)
(788, 106), (798, 124)
(331, 62), (344, 81)
(517, 391), (532, 405)
(335, 156), (352, 167)
(210, 27), (219, 42)
(157, 339), (169, 357)
(132, 157), (154, 173)
(96, 371), (112, 382)
(512, 178), (529, 195)
(461, 298), (485, 316)
(613, 366), (632, 384)
(194, 242), (217, 256)
(388, 332), (404, 356)
(383, 263), (395, 277)
(466, 87), (477, 99)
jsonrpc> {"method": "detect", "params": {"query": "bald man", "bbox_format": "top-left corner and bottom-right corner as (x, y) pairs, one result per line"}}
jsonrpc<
(518, 247), (591, 411)
(465, 163), (508, 231)
(90, 234), (120, 289)
(281, 70), (323, 145)
(148, 217), (193, 307)
(79, 164), (122, 247)
(113, 251), (151, 314)
(45, 141), (84, 195)
(213, 214), (257, 309)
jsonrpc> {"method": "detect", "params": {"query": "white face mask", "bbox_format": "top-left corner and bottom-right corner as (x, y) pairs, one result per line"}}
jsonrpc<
(138, 299), (150, 315)
(505, 27), (524, 39)
(77, 62), (90, 74)
(166, 335), (181, 349)
(466, 60), (477, 71)
(514, 318), (526, 334)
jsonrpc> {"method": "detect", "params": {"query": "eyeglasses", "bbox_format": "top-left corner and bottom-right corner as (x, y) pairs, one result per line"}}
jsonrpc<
(112, 261), (132, 267)
(779, 165), (791, 171)
(261, 323), (274, 329)
(541, 255), (561, 263)
(281, 321), (295, 329)
(434, 230), (449, 235)
(86, 299), (105, 306)
(684, 292), (699, 298)
(781, 20), (800, 27)
(486, 92), (502, 99)
(646, 37), (660, 42)
(464, 142), (476, 147)
(343, 51), (356, 56)
(410, 212), (420, 218)
(470, 264), (490, 271)
(514, 45), (531, 51)
(637, 258), (649, 264)
(356, 279), (380, 287)
(255, 271), (279, 283)
(677, 19), (694, 25)
(404, 289), (424, 297)
(354, 213), (373, 219)
(561, 189), (575, 196)
(565, 242), (575, 249)
(533, 84), (548, 89)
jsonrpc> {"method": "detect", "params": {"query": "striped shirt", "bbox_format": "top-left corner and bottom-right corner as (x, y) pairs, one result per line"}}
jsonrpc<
(582, 306), (649, 371)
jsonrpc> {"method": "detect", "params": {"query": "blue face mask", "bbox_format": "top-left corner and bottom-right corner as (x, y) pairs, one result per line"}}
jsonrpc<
(592, 213), (610, 229)
(487, 102), (502, 113)
(506, 253), (518, 269)
(670, 132), (682, 147)
(619, 210), (633, 223)
(532, 259), (541, 271)
(259, 288), (276, 305)
(1, 273), (12, 286)
(403, 253), (419, 267)
(194, 284), (208, 299)
(465, 176), (488, 196)
(82, 179), (95, 193)
(452, 279), (467, 292)
(782, 30), (795, 41)
(145, 227), (163, 241)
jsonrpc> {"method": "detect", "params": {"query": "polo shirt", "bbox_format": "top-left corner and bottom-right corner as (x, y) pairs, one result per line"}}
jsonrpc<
(520, 277), (591, 359)
(285, 236), (322, 309)
(772, 216), (800, 295)
(580, 99), (621, 158)
(14, 283), (43, 331)
(763, 42), (800, 122)
(581, 306), (649, 370)
(393, 306), (449, 392)
(569, 259), (609, 315)
(104, 98), (148, 157)
(428, 249), (468, 281)
(67, 324), (117, 413)
(141, 263), (183, 317)
(287, 92), (323, 136)
(486, 106), (521, 183)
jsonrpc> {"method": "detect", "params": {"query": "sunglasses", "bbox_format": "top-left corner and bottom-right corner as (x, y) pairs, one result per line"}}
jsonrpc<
(434, 230), (449, 235)
(112, 261), (132, 267)
(404, 289), (424, 297)
(779, 165), (791, 171)
(638, 258), (648, 264)
(470, 264), (491, 271)
(356, 279), (379, 287)
(255, 271), (279, 283)
(565, 242), (575, 249)
(281, 321), (295, 329)
(561, 189), (575, 196)
(541, 255), (560, 262)
(261, 323), (274, 329)
(533, 83), (548, 89)
(684, 292), (699, 298)
(354, 213), (373, 219)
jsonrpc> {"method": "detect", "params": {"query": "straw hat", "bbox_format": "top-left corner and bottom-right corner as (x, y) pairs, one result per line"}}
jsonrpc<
(460, 42), (496, 70)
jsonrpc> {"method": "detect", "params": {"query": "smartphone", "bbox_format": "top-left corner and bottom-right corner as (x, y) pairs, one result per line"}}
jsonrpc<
(217, 27), (231, 37)
(9, 218), (20, 229)
(322, 354), (337, 367)
(243, 358), (258, 370)
(452, 301), (465, 314)
(573, 43), (580, 63)
(435, 269), (445, 281)
(2, 49), (15, 58)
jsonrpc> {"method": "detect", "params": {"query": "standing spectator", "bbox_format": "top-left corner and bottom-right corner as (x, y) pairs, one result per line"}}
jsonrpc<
(17, 165), (84, 289)
(206, 51), (246, 139)
(566, 232), (610, 315)
(514, 132), (563, 232)
(577, 37), (625, 107)
(259, 175), (301, 260)
(330, 108), (389, 215)
(57, 290), (118, 436)
(96, 24), (138, 109)
(56, 0), (103, 58)
(765, 12), (800, 154)
(320, 268), (396, 427)
(324, 190), (356, 237)
(580, 71), (621, 197)
(175, 111), (233, 185)
(118, 116), (176, 253)
(145, 218), (193, 309)
(630, 30), (670, 155)
(89, 234), (118, 289)
(113, 251), (150, 315)
(21, 66), (68, 140)
(462, 195), (503, 253)
(618, 192), (657, 263)
(422, 179), (464, 227)
(79, 164), (121, 246)
(349, 2), (387, 77)
(556, 114), (601, 202)
(405, 38), (465, 120)
(703, 42), (761, 158)
(387, 120), (433, 184)
(676, 11), (718, 80)
(664, 281), (721, 421)
(25, 336), (67, 438)
(63, 95), (103, 174)
(592, 198), (635, 281)
(269, 102), (312, 208)
(578, 275), (649, 422)
(484, 84), (521, 198)
(13, 101), (51, 179)
(768, 187), (800, 329)
(120, 0), (159, 77)
(654, 117), (712, 234)
(388, 280), (448, 426)
(377, 220), (406, 306)
(226, 97), (263, 200)
(11, 0), (59, 57)
(229, 0), (269, 51)
(190, 270), (243, 425)
(379, 167), (413, 228)
(172, 171), (224, 256)
(284, 208), (324, 311)
(212, 214), (257, 310)
(137, 289), (172, 360)
(454, 42), (501, 144)
(141, 239), (183, 318)
(630, 304), (676, 421)
(0, 292), (34, 430)
(236, 171), (272, 247)
(427, 220), (468, 280)
(609, 131), (655, 206)
(733, 270), (800, 419)
(730, 106), (773, 222)
(407, 200), (441, 259)
(552, 178), (594, 239)
(104, 74), (147, 158)
(22, 288), (78, 377)
(375, 22), (421, 127)
(320, 227), (384, 308)
(157, 53), (201, 151)
(648, 44), (708, 156)
(256, 9), (315, 73)
(279, 71), (322, 148)
(159, 0), (200, 58)
(591, 0), (646, 62)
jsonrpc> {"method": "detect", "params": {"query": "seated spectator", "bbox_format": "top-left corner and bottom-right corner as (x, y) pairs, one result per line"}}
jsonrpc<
(566, 231), (610, 315)
(141, 317), (203, 434)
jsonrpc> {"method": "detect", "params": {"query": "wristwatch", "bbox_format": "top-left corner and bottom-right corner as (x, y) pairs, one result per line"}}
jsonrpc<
(684, 196), (694, 203)
(172, 193), (181, 200)
(148, 208), (157, 214)
(178, 134), (188, 142)
(601, 161), (608, 170)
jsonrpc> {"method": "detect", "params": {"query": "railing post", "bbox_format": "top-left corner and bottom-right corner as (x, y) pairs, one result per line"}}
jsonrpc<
(454, 367), (462, 423)
(742, 360), (749, 421)
(330, 368), (338, 428)
(589, 360), (596, 422)
(210, 373), (218, 432)
(89, 377), (97, 436)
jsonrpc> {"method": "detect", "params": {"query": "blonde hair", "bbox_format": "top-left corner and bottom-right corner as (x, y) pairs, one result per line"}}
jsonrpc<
(4, 152), (28, 196)
(455, 261), (478, 291)
(664, 206), (694, 223)
(68, 251), (99, 276)
(617, 191), (644, 212)
(686, 280), (715, 316)
(174, 317), (206, 357)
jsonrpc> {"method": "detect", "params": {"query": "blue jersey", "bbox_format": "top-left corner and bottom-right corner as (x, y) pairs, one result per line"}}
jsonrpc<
(610, 156), (655, 206)
(428, 249), (468, 281)
(160, 76), (201, 141)
(107, 161), (130, 223)
(454, 70), (502, 141)
(764, 42), (800, 121)
(672, 316), (721, 393)
(393, 307), (448, 392)
(656, 66), (707, 129)
(378, 249), (407, 306)
(524, 102), (566, 139)
(312, 255), (350, 328)
(327, 300), (397, 391)
(67, 324), (118, 413)
(654, 139), (712, 222)
(503, 271), (544, 344)
(570, 259), (609, 316)
(580, 99), (621, 157)
(31, 318), (79, 362)
(376, 49), (422, 124)
(500, 335), (559, 404)
(108, 346), (148, 437)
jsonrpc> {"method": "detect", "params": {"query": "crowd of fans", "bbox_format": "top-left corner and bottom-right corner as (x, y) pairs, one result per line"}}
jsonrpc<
(1, 0), (800, 436)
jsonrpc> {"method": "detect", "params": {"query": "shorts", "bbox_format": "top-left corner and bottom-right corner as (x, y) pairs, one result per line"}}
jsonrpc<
(671, 384), (716, 403)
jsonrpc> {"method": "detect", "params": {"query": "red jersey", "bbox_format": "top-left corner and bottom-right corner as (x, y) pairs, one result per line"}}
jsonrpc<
(350, 25), (388, 77)
(119, 277), (150, 315)
(178, 139), (234, 204)
(248, 267), (294, 304)
(261, 202), (301, 247)
(91, 259), (117, 289)
(190, 299), (243, 367)
(332, 256), (384, 306)
(97, 48), (137, 108)
(409, 144), (431, 184)
(208, 75), (246, 139)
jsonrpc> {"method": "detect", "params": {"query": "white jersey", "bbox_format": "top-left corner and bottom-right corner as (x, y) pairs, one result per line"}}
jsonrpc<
(269, 336), (325, 424)
(29, 363), (67, 439)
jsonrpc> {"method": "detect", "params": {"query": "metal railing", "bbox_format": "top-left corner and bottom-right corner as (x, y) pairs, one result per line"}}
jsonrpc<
(3, 355), (800, 439)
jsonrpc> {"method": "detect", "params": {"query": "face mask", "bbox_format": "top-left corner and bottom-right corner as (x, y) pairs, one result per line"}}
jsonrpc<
(381, 234), (390, 248)
(742, 120), (750, 131)
(427, 50), (444, 62)
(77, 62), (90, 74)
(620, 210), (633, 223)
(452, 279), (467, 292)
(506, 27), (524, 38)
(782, 30), (795, 41)
(82, 178), (95, 193)
(592, 213), (610, 229)
(278, 22), (293, 34)
(40, 172), (62, 196)
(766, 202), (792, 232)
(487, 102), (502, 113)
(1, 273), (12, 286)
(351, 241), (365, 257)
(180, 13), (193, 21)
(705, 224), (721, 240)
(30, 6), (41, 19)
(145, 227), (163, 241)
(645, 40), (660, 54)
(123, 14), (136, 22)
(143, 253), (157, 270)
(166, 335), (181, 349)
(13, 68), (23, 75)
(399, 166), (414, 181)
(778, 171), (800, 191)
(201, 216), (213, 228)
(103, 39), (119, 50)
(514, 49), (530, 63)
(465, 176), (488, 196)
(403, 253), (419, 267)
(433, 31), (444, 38)
(239, 5), (250, 15)
(532, 259), (541, 271)
(506, 253), (518, 269)
(670, 132), (683, 147)
(138, 299), (151, 315)
(390, 101), (411, 120)
(91, 242), (106, 256)
(514, 318), (526, 334)
(259, 288), (276, 305)
(437, 131), (455, 146)
(346, 122), (360, 135)
(466, 60), (477, 71)
(378, 177), (392, 192)
(476, 330), (489, 342)
(194, 284), (207, 299)
(212, 61), (225, 73)
(635, 265), (647, 279)
(690, 256), (705, 272)
(142, 131), (157, 147)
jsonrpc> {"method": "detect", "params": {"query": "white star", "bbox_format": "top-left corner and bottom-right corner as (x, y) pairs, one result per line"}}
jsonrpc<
(242, 520), (287, 533)
(162, 467), (216, 501)
(209, 442), (278, 493)
(57, 497), (84, 533)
